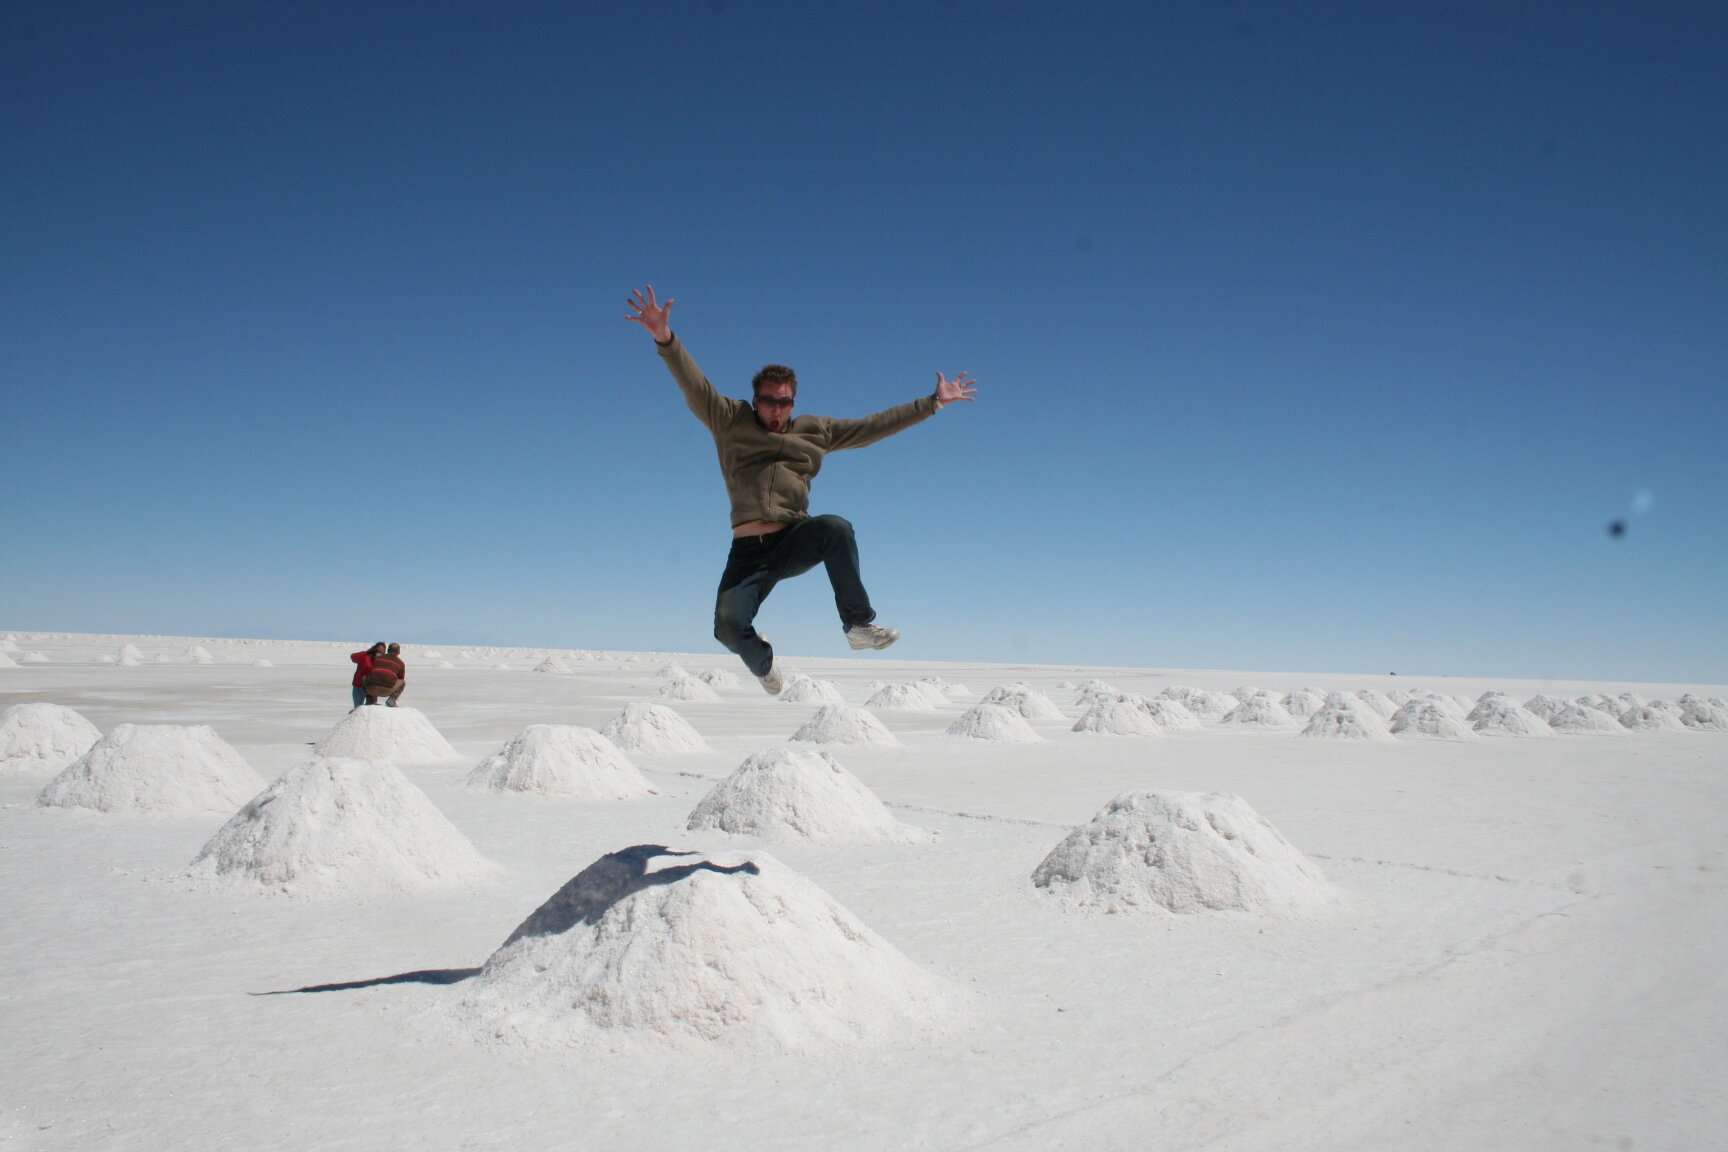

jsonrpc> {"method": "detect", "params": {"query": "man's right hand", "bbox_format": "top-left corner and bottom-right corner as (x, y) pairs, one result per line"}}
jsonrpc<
(626, 285), (675, 343)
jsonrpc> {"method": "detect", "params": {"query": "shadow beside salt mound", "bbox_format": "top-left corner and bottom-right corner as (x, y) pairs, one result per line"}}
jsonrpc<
(601, 702), (710, 754)
(464, 725), (658, 798)
(38, 723), (264, 815)
(313, 706), (463, 764)
(455, 846), (941, 1049)
(1, 703), (102, 775)
(789, 704), (900, 748)
(946, 702), (1043, 742)
(1032, 791), (1344, 916)
(189, 756), (497, 896)
(686, 747), (933, 844)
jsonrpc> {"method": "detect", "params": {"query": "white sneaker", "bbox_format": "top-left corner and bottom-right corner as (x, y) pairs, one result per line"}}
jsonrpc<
(845, 623), (900, 651)
(758, 663), (786, 695)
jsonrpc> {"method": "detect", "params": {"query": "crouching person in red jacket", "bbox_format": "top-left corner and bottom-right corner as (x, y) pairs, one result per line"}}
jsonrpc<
(364, 643), (408, 707)
(350, 642), (386, 709)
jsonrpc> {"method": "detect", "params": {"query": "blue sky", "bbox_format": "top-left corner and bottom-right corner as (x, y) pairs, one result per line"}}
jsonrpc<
(3, 1), (1724, 683)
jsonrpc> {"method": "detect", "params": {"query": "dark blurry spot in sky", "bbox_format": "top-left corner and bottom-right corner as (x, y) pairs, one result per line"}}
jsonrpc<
(1608, 520), (1627, 538)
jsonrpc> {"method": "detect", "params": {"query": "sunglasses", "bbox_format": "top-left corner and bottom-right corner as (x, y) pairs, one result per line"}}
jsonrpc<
(753, 395), (794, 408)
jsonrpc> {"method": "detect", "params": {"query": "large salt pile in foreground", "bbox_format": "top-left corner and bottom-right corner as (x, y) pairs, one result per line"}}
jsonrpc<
(1033, 791), (1342, 916)
(686, 747), (931, 844)
(313, 706), (463, 764)
(39, 724), (264, 815)
(1300, 694), (1394, 741)
(790, 705), (900, 748)
(465, 726), (658, 798)
(946, 702), (1043, 742)
(601, 703), (710, 753)
(189, 756), (496, 896)
(1, 703), (103, 774)
(454, 846), (940, 1050)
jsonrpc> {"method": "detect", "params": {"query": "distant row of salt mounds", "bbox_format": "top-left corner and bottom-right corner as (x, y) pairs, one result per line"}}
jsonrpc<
(453, 845), (940, 1050)
(189, 756), (497, 896)
(313, 706), (462, 764)
(465, 725), (658, 799)
(1033, 791), (1343, 917)
(686, 747), (931, 844)
(1, 703), (102, 774)
(38, 724), (264, 815)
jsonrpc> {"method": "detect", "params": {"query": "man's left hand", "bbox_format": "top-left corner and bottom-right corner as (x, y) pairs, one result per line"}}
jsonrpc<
(934, 372), (978, 410)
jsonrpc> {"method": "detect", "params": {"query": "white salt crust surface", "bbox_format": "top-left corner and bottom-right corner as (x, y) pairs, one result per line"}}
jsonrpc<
(0, 631), (1723, 1152)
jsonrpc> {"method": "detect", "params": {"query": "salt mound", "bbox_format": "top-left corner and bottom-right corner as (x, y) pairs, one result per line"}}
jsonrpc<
(1299, 694), (1393, 741)
(492, 662), (511, 670)
(188, 756), (496, 896)
(1280, 690), (1326, 719)
(1073, 700), (1163, 737)
(1140, 696), (1204, 731)
(656, 676), (723, 703)
(778, 675), (846, 705)
(312, 706), (463, 764)
(115, 644), (143, 667)
(436, 660), (454, 669)
(790, 704), (900, 748)
(185, 646), (215, 664)
(97, 654), (117, 664)
(1679, 695), (1728, 731)
(0, 638), (17, 654)
(686, 747), (930, 844)
(601, 703), (710, 753)
(864, 681), (946, 711)
(1465, 692), (1517, 723)
(946, 702), (1043, 742)
(0, 651), (19, 669)
(1524, 694), (1571, 722)
(1471, 701), (1557, 738)
(466, 725), (657, 798)
(1548, 703), (1628, 735)
(981, 684), (1065, 722)
(1219, 694), (1297, 728)
(1388, 699), (1477, 740)
(455, 847), (939, 1050)
(657, 663), (689, 679)
(422, 649), (442, 659)
(696, 668), (741, 689)
(1619, 705), (1686, 733)
(1353, 689), (1396, 719)
(1577, 693), (1625, 717)
(1172, 689), (1237, 718)
(251, 659), (274, 668)
(0, 703), (103, 774)
(925, 678), (972, 701)
(39, 724), (264, 815)
(1071, 680), (1119, 707)
(19, 651), (49, 664)
(534, 656), (571, 674)
(1032, 791), (1342, 916)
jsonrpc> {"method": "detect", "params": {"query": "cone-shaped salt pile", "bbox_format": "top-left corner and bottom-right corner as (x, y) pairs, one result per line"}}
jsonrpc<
(696, 668), (741, 689)
(188, 756), (496, 895)
(1679, 695), (1728, 731)
(1471, 700), (1557, 737)
(601, 702), (710, 753)
(655, 677), (722, 703)
(656, 662), (689, 679)
(982, 684), (1065, 722)
(1548, 703), (1627, 734)
(1618, 705), (1686, 732)
(0, 637), (18, 653)
(1524, 694), (1571, 722)
(39, 724), (264, 815)
(779, 675), (846, 705)
(1172, 689), (1237, 718)
(0, 651), (19, 668)
(946, 702), (1042, 742)
(1073, 700), (1163, 737)
(185, 646), (215, 664)
(534, 656), (571, 674)
(19, 651), (48, 664)
(1071, 680), (1119, 708)
(1389, 699), (1477, 740)
(115, 644), (143, 667)
(313, 705), (462, 764)
(1300, 694), (1393, 741)
(926, 678), (971, 701)
(1141, 697), (1203, 731)
(1465, 692), (1517, 723)
(864, 681), (945, 711)
(455, 846), (938, 1049)
(466, 725), (658, 798)
(0, 703), (103, 774)
(1032, 791), (1342, 916)
(1219, 693), (1297, 728)
(1281, 690), (1326, 719)
(686, 747), (930, 844)
(1353, 689), (1396, 719)
(790, 704), (900, 748)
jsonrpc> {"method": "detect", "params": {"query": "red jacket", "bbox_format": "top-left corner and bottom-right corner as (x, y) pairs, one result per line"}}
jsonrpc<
(350, 650), (377, 687)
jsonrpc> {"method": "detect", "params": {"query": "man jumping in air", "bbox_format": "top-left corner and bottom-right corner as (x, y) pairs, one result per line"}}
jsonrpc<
(627, 285), (977, 694)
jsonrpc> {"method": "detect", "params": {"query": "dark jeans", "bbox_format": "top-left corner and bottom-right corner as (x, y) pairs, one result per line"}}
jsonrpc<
(714, 514), (875, 677)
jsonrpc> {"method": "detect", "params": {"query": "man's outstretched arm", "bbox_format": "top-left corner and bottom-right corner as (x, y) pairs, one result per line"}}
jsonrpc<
(824, 370), (980, 451)
(625, 284), (739, 430)
(625, 285), (674, 343)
